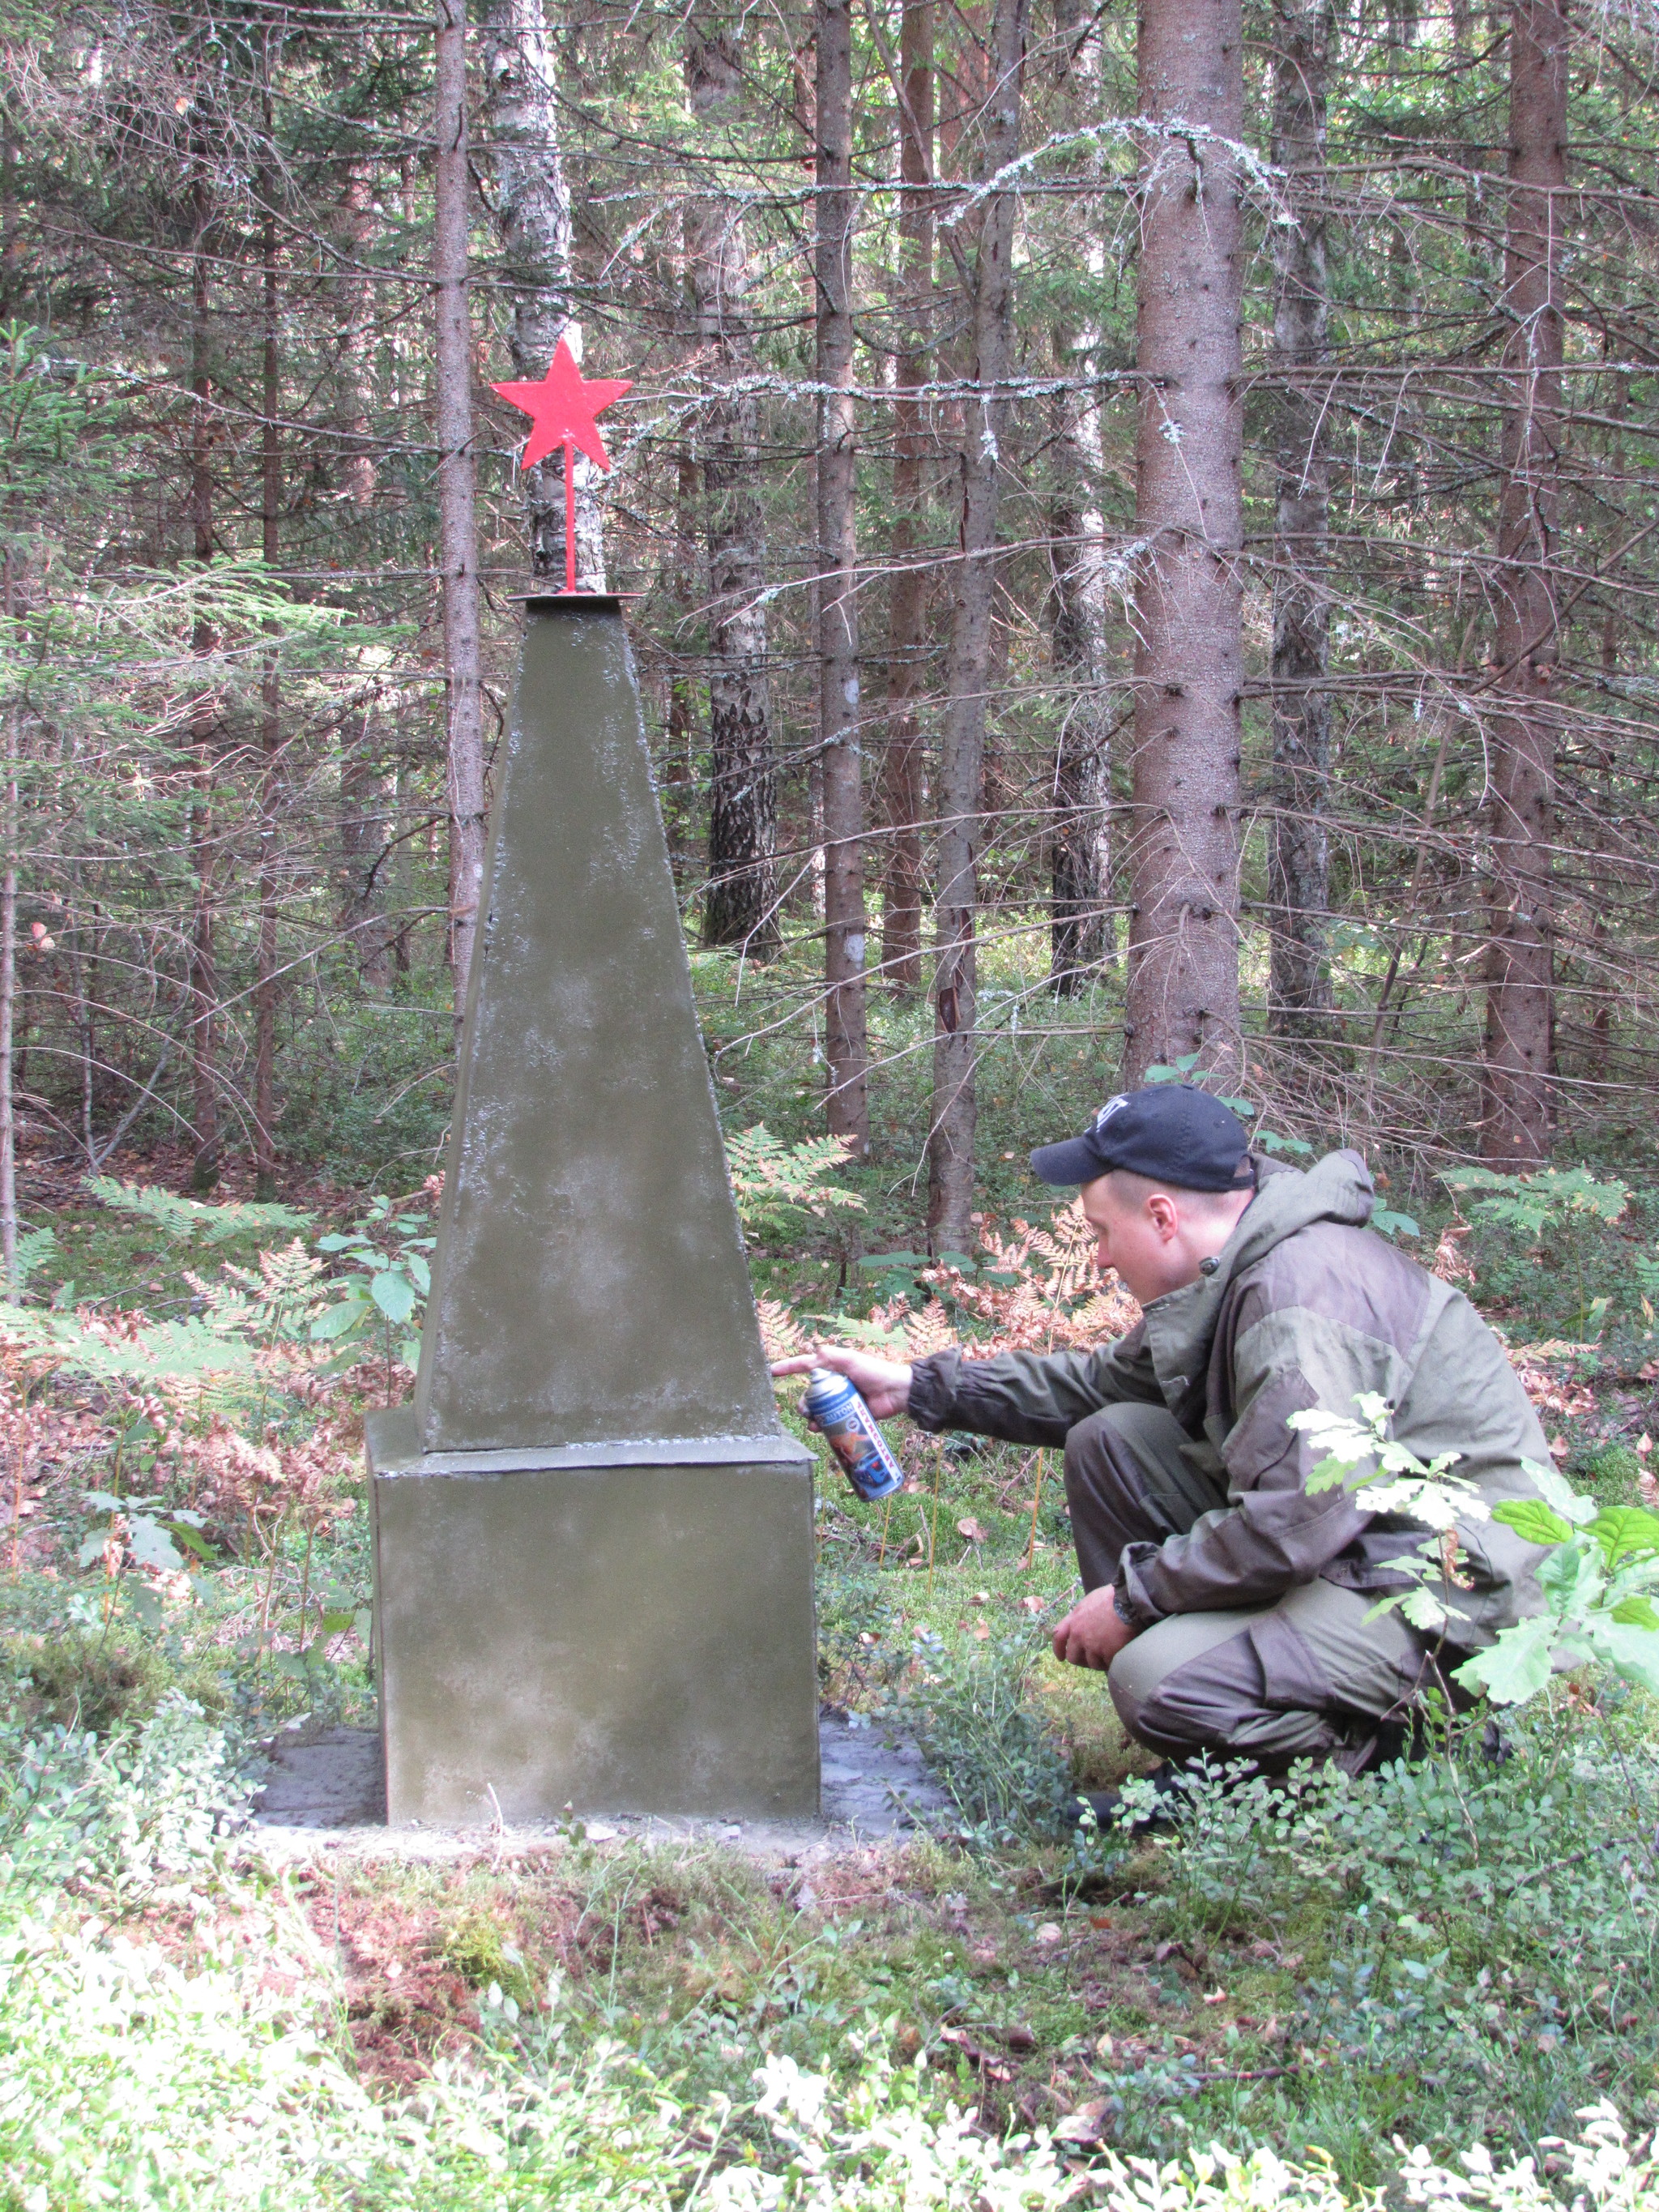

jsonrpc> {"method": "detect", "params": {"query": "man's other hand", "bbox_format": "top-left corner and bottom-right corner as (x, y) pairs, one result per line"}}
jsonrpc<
(1051, 1584), (1136, 1672)
(770, 1344), (914, 1421)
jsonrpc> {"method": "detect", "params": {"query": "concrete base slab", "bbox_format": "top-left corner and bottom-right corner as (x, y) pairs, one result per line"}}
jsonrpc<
(245, 1711), (950, 1864)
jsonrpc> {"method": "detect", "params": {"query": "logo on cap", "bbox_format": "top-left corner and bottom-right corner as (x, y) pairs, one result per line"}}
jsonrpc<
(1094, 1095), (1129, 1129)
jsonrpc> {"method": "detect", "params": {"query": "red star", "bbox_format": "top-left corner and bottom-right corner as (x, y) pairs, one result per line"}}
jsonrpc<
(492, 339), (632, 473)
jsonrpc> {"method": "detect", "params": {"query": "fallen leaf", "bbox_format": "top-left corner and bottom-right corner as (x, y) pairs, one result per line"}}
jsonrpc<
(1004, 2023), (1036, 2052)
(1054, 2099), (1113, 2146)
(957, 1517), (987, 1543)
(1201, 1988), (1229, 2005)
(1033, 1923), (1063, 1947)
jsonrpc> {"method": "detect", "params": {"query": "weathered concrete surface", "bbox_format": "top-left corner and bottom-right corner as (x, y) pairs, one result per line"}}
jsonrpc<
(376, 598), (818, 1829)
(370, 1411), (818, 1826)
(247, 1710), (949, 1864)
(415, 598), (774, 1454)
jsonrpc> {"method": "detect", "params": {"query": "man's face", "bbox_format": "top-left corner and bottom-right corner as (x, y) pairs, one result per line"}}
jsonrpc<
(1079, 1174), (1195, 1305)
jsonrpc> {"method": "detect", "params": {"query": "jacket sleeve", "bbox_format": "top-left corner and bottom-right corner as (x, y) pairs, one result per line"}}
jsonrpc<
(1114, 1293), (1409, 1628)
(908, 1323), (1164, 1450)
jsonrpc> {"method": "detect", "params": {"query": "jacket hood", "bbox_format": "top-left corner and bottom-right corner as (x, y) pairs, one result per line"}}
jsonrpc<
(1138, 1149), (1376, 1400)
(1224, 1148), (1375, 1279)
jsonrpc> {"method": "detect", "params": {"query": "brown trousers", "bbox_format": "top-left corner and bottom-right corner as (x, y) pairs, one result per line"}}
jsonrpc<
(1064, 1403), (1431, 1771)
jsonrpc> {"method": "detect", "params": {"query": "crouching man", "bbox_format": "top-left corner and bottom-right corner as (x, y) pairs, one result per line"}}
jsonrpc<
(776, 1086), (1551, 1786)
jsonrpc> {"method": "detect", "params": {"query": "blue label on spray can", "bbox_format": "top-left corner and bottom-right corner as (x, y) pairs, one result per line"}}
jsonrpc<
(802, 1368), (906, 1503)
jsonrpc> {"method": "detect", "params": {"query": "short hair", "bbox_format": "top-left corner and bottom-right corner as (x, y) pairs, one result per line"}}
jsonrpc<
(1097, 1167), (1251, 1216)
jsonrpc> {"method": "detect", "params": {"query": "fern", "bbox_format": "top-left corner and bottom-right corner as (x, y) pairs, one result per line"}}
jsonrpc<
(11, 1227), (57, 1292)
(0, 1302), (253, 1383)
(725, 1125), (865, 1238)
(86, 1176), (313, 1245)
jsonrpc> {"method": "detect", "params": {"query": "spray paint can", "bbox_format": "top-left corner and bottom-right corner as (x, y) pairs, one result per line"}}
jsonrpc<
(802, 1367), (906, 1504)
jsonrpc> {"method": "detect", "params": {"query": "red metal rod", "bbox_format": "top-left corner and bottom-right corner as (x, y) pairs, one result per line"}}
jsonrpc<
(564, 440), (577, 593)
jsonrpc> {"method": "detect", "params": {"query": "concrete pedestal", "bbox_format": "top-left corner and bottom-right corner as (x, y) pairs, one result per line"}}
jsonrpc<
(369, 1411), (818, 1825)
(371, 597), (819, 1825)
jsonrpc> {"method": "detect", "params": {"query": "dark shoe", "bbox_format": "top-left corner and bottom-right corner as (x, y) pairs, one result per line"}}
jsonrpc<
(1066, 1760), (1188, 1833)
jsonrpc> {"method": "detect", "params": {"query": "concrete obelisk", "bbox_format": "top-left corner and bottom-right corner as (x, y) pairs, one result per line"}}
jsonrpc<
(366, 597), (817, 1825)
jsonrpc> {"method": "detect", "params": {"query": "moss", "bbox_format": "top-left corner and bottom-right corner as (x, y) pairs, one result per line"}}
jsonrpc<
(2, 1628), (227, 1735)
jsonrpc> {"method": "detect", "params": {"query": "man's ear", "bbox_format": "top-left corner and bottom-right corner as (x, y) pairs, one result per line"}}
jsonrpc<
(1146, 1189), (1181, 1238)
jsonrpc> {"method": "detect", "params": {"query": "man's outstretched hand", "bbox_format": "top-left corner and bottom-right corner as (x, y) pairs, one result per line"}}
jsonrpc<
(1051, 1584), (1136, 1672)
(770, 1343), (914, 1421)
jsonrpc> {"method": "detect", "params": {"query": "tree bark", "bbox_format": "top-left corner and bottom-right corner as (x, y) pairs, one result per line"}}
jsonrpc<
(484, 0), (608, 587)
(926, 0), (1025, 1253)
(815, 0), (869, 1151)
(1482, 0), (1567, 1166)
(187, 161), (221, 1193)
(0, 549), (17, 1286)
(256, 177), (281, 1198)
(1122, 0), (1246, 1087)
(881, 0), (932, 997)
(434, 0), (487, 1018)
(1267, 0), (1335, 1038)
(1046, 0), (1112, 996)
(687, 19), (779, 958)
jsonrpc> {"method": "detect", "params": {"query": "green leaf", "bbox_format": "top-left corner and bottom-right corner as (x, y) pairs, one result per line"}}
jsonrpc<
(1492, 1497), (1574, 1548)
(859, 1253), (928, 1270)
(1524, 1460), (1597, 1525)
(1611, 1595), (1659, 1630)
(125, 1516), (184, 1573)
(1371, 1207), (1421, 1240)
(1593, 1620), (1659, 1697)
(315, 1611), (356, 1638)
(309, 1298), (368, 1343)
(399, 1336), (422, 1369)
(1588, 1505), (1659, 1568)
(370, 1270), (418, 1325)
(1453, 1615), (1558, 1706)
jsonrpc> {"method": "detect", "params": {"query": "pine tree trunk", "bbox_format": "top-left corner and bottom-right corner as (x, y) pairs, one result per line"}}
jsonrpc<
(1122, 0), (1246, 1087)
(187, 163), (221, 1193)
(881, 0), (932, 997)
(484, 0), (608, 587)
(687, 19), (779, 958)
(1267, 0), (1334, 1040)
(434, 0), (487, 1016)
(1482, 0), (1567, 1165)
(927, 0), (1025, 1253)
(815, 0), (869, 1151)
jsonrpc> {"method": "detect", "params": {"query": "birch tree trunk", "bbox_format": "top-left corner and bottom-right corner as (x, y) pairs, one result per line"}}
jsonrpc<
(927, 0), (1025, 1253)
(434, 0), (487, 1014)
(1482, 0), (1567, 1165)
(1047, 0), (1112, 995)
(1267, 0), (1335, 1040)
(484, 0), (607, 587)
(687, 19), (779, 957)
(880, 0), (932, 997)
(815, 0), (869, 1151)
(1122, 0), (1246, 1087)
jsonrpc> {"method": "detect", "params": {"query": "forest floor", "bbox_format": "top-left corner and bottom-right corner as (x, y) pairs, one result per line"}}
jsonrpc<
(2, 1141), (1658, 2208)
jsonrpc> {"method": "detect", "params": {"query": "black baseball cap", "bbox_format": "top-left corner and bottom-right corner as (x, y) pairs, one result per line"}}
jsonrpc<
(1030, 1085), (1255, 1193)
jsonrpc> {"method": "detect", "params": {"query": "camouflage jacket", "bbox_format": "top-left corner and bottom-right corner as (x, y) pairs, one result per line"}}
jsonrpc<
(907, 1151), (1551, 1644)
